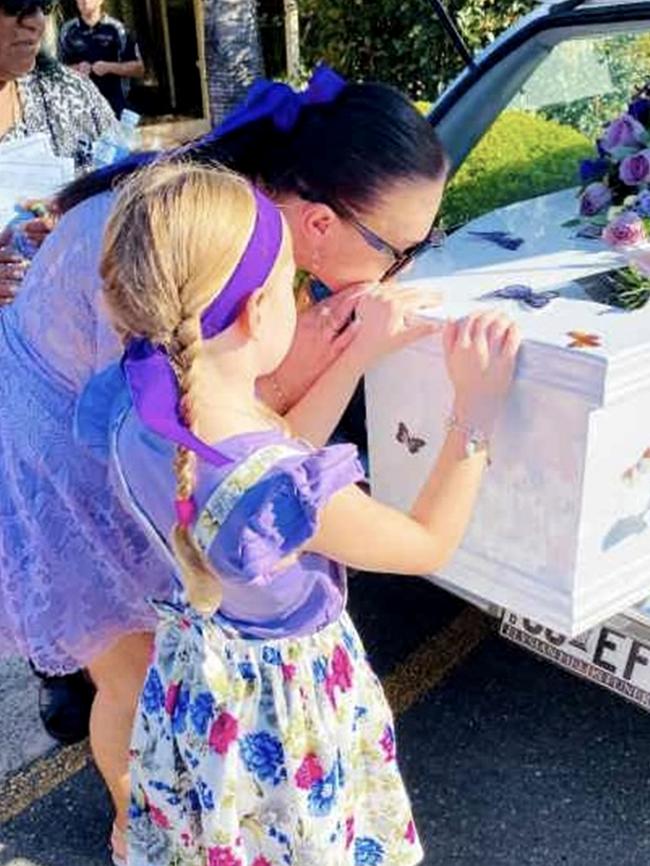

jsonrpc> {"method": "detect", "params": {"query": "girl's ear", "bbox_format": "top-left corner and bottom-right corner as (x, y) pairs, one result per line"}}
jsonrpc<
(238, 287), (266, 340)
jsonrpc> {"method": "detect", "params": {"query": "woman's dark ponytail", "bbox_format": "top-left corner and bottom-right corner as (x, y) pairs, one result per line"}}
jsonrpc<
(57, 80), (445, 216)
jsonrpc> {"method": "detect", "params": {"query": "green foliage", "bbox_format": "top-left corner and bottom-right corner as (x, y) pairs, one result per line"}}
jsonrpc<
(584, 266), (650, 311)
(439, 110), (593, 228)
(297, 0), (536, 101)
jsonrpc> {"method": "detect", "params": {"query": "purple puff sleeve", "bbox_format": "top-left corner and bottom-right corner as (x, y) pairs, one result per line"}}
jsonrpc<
(210, 444), (365, 581)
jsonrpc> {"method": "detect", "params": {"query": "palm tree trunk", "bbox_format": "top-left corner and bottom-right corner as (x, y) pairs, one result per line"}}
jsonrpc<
(283, 0), (300, 85)
(203, 0), (264, 125)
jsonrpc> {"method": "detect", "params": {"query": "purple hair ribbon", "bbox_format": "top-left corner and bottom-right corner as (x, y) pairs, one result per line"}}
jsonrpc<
(176, 64), (347, 159)
(122, 187), (283, 468)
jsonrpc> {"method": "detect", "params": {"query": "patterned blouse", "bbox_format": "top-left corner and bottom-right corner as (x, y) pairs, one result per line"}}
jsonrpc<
(0, 57), (117, 169)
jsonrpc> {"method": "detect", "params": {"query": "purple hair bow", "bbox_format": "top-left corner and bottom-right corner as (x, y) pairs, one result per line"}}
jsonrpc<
(195, 64), (346, 149)
(122, 188), (283, 470)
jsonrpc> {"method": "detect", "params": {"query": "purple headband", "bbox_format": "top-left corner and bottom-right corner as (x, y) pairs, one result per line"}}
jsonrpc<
(123, 187), (284, 474)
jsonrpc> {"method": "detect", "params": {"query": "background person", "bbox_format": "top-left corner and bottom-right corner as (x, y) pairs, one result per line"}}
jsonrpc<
(0, 0), (116, 306)
(58, 0), (144, 118)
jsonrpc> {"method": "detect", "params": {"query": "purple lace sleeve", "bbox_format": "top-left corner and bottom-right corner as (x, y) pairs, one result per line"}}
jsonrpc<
(211, 444), (365, 581)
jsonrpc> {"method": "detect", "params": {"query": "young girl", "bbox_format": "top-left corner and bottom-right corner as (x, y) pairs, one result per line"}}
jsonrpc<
(101, 163), (519, 866)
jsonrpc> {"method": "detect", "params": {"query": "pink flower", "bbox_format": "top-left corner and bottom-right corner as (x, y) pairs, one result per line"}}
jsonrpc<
(579, 182), (612, 217)
(626, 247), (650, 278)
(164, 683), (180, 716)
(603, 211), (647, 248)
(208, 712), (239, 755)
(208, 848), (242, 866)
(295, 753), (324, 789)
(325, 674), (338, 709)
(282, 663), (296, 682)
(251, 857), (272, 866)
(600, 113), (646, 153)
(379, 724), (396, 762)
(405, 820), (417, 845)
(148, 804), (171, 829)
(331, 645), (353, 691)
(620, 149), (650, 186)
(345, 815), (355, 848)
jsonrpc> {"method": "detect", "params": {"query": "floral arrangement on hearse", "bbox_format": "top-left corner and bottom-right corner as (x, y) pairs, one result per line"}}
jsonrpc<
(569, 92), (650, 309)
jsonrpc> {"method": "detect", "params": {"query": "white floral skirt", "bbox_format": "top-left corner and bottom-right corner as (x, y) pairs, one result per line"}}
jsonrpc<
(128, 601), (423, 866)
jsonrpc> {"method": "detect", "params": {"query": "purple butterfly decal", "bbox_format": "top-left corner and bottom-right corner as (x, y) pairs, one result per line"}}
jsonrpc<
(396, 421), (426, 455)
(479, 284), (560, 309)
(575, 223), (603, 240)
(468, 230), (524, 251)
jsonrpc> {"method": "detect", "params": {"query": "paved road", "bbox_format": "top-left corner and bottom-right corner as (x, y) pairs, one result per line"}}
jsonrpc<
(3, 574), (650, 866)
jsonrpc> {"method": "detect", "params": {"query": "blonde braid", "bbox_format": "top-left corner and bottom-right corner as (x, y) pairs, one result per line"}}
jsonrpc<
(169, 303), (224, 617)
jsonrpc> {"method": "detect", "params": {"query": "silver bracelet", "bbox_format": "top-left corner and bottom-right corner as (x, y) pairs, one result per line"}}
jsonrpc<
(445, 412), (491, 463)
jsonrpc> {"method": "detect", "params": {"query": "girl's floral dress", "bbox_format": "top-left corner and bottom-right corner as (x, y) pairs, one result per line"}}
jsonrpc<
(115, 423), (423, 866)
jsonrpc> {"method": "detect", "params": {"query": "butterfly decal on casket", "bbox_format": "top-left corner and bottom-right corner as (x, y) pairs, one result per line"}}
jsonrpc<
(467, 230), (525, 251)
(566, 331), (601, 349)
(396, 421), (427, 455)
(479, 284), (560, 309)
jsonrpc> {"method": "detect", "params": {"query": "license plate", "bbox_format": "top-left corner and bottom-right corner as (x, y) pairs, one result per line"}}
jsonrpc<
(500, 611), (650, 711)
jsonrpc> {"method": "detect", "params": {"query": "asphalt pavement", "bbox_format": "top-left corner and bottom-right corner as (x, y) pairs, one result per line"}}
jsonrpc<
(2, 573), (650, 866)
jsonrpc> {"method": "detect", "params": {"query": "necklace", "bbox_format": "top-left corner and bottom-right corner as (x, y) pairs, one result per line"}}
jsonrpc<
(0, 80), (19, 136)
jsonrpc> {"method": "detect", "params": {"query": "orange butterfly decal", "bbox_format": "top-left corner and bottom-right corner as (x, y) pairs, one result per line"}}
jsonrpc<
(566, 331), (601, 349)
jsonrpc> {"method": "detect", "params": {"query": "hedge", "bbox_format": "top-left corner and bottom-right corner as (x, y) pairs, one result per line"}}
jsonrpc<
(438, 110), (593, 228)
(297, 0), (536, 101)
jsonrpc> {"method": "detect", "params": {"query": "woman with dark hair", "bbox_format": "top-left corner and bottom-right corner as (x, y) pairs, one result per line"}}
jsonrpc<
(0, 66), (450, 861)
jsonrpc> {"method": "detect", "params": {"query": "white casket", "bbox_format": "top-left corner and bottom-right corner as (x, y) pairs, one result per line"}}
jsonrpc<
(366, 188), (650, 637)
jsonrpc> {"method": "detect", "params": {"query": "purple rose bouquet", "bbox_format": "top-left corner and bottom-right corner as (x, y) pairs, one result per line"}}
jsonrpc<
(565, 94), (650, 309)
(570, 93), (650, 254)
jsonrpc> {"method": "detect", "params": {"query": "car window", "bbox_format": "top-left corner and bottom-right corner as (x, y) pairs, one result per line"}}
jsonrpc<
(440, 30), (650, 230)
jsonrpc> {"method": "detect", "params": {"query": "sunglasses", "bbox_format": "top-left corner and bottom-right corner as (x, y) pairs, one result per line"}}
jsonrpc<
(1, 0), (55, 16)
(345, 212), (446, 282)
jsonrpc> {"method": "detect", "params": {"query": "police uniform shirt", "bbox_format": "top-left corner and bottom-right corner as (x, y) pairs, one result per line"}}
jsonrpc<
(58, 15), (139, 117)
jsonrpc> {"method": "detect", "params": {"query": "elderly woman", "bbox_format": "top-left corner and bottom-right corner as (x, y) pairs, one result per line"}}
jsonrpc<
(0, 0), (116, 303)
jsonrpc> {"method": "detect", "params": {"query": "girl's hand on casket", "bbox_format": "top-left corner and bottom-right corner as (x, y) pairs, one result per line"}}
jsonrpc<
(347, 283), (442, 366)
(444, 310), (520, 434)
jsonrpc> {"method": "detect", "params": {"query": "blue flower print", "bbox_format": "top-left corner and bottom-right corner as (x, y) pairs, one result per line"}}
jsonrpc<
(239, 731), (287, 786)
(312, 656), (328, 683)
(308, 766), (338, 817)
(142, 668), (165, 714)
(171, 686), (190, 734)
(197, 778), (214, 811)
(262, 646), (282, 665)
(187, 788), (201, 813)
(354, 837), (385, 865)
(190, 692), (214, 736)
(342, 628), (357, 657)
(238, 661), (256, 681)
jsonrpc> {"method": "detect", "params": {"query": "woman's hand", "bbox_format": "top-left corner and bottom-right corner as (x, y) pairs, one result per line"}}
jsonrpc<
(346, 282), (442, 367)
(444, 310), (520, 435)
(259, 287), (361, 410)
(0, 229), (28, 306)
(0, 203), (56, 304)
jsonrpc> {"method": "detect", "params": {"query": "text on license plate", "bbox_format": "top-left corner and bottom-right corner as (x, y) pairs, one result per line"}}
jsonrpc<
(500, 611), (650, 712)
